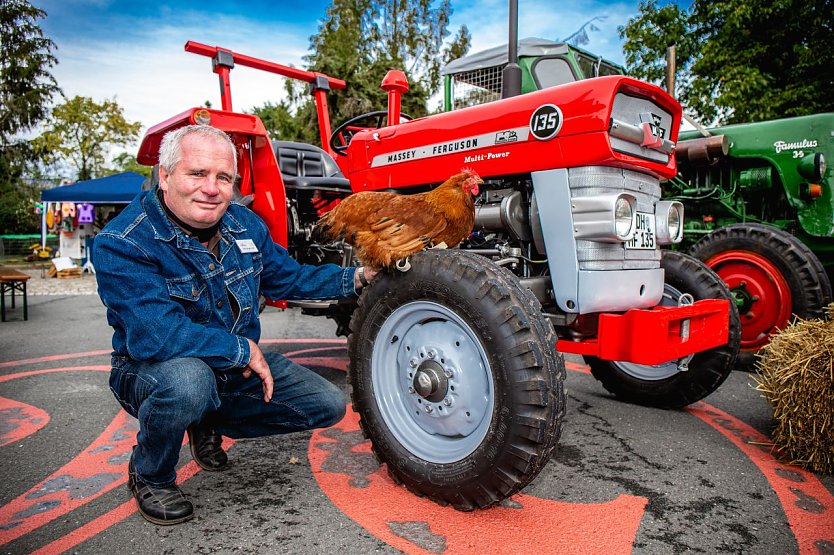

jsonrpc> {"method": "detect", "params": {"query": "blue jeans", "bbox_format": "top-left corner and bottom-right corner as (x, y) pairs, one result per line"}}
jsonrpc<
(109, 352), (346, 487)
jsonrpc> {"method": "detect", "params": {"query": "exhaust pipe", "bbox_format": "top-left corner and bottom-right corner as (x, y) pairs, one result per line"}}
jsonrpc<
(501, 0), (522, 98)
(665, 43), (676, 97)
(675, 135), (729, 165)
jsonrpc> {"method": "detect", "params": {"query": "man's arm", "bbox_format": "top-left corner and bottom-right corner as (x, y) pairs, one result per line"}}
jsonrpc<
(95, 232), (249, 370)
(249, 217), (358, 301)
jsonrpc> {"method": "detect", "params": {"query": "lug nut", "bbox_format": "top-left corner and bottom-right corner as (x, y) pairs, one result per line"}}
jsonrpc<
(409, 357), (418, 368)
(408, 386), (415, 394)
(427, 349), (436, 359)
(424, 404), (434, 413)
(443, 397), (453, 406)
(444, 368), (453, 378)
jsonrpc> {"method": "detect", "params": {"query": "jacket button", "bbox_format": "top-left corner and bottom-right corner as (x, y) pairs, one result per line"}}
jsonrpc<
(208, 263), (216, 271)
(216, 301), (223, 308)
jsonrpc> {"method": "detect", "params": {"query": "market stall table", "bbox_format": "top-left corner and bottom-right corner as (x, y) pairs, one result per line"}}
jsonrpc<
(0, 268), (31, 321)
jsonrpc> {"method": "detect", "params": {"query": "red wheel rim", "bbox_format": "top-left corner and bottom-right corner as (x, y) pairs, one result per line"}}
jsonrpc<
(705, 250), (792, 351)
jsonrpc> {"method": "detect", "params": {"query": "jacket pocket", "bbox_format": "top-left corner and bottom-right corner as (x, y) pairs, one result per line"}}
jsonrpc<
(252, 252), (263, 277)
(167, 274), (211, 323)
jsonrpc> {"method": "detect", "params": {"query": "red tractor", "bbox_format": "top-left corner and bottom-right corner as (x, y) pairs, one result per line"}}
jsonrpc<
(137, 37), (739, 510)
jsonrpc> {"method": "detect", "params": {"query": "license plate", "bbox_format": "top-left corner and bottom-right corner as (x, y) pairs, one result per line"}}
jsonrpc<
(625, 212), (656, 250)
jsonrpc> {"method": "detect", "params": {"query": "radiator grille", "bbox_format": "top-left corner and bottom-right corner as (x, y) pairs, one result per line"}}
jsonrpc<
(568, 166), (662, 271)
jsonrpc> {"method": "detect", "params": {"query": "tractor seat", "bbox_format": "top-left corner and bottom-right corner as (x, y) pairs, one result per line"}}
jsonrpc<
(272, 141), (352, 192)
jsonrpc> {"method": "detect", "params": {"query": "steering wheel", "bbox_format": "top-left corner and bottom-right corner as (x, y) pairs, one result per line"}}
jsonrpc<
(329, 110), (412, 156)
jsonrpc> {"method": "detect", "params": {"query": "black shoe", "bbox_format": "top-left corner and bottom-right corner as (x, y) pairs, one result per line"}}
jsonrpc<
(128, 452), (193, 525)
(187, 425), (228, 471)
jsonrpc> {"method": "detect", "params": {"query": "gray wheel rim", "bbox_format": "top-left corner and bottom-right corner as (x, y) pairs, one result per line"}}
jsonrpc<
(371, 300), (494, 463)
(612, 284), (694, 381)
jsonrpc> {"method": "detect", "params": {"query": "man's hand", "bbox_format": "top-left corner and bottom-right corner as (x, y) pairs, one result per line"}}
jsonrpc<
(354, 266), (379, 290)
(243, 338), (273, 402)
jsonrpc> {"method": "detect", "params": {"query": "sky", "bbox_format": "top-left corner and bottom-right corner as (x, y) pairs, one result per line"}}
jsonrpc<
(34, 0), (648, 151)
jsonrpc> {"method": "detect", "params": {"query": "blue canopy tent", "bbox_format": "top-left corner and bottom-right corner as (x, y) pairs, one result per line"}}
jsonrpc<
(41, 171), (145, 203)
(40, 171), (145, 252)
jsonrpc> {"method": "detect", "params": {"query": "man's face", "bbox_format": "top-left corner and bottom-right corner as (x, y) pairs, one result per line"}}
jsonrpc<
(159, 133), (236, 229)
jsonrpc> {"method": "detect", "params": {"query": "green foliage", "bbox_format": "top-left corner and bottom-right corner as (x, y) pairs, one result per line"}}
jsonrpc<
(620, 0), (834, 125)
(0, 139), (41, 234)
(0, 179), (40, 234)
(34, 96), (142, 181)
(250, 100), (305, 141)
(0, 0), (59, 234)
(108, 152), (152, 178)
(0, 0), (60, 144)
(252, 0), (469, 145)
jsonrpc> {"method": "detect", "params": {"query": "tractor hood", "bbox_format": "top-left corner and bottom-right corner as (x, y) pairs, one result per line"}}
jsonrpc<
(345, 75), (682, 191)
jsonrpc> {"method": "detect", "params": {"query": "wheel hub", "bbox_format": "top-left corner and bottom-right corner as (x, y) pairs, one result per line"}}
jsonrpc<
(731, 282), (755, 313)
(706, 250), (792, 350)
(412, 360), (448, 402)
(370, 300), (494, 463)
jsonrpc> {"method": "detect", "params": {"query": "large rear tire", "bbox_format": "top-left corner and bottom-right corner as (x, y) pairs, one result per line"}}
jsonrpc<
(347, 250), (565, 510)
(588, 250), (740, 408)
(688, 223), (832, 367)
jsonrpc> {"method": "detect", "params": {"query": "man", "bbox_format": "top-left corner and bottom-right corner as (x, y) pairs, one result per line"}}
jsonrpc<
(94, 124), (376, 525)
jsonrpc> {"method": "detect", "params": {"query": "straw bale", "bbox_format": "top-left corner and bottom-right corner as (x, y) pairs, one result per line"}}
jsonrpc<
(755, 306), (834, 474)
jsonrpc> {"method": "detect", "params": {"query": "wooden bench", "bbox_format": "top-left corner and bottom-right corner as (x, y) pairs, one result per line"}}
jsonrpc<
(0, 269), (31, 322)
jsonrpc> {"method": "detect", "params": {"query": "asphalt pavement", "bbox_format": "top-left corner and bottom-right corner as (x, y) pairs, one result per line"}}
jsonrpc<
(0, 293), (832, 554)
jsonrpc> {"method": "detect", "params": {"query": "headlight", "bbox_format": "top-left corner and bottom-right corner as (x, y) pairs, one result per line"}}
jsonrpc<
(571, 193), (636, 243)
(614, 196), (634, 239)
(192, 109), (212, 126)
(655, 200), (684, 244)
(798, 152), (826, 181)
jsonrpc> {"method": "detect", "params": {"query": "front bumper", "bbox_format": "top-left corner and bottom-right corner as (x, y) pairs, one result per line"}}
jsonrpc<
(556, 299), (730, 365)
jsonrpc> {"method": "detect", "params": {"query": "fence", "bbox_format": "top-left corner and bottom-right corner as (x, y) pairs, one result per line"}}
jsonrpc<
(0, 234), (59, 258)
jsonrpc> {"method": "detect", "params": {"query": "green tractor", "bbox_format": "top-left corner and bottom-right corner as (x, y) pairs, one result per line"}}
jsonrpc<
(441, 37), (625, 111)
(442, 39), (833, 366)
(670, 115), (833, 366)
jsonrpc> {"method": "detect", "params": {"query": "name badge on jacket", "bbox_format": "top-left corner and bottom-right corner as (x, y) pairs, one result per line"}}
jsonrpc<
(235, 239), (259, 253)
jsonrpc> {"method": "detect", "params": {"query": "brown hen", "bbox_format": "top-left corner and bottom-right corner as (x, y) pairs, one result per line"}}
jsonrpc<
(316, 169), (482, 269)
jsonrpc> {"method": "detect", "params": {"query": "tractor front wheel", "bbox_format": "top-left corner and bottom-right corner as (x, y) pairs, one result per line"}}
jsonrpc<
(688, 223), (832, 367)
(587, 250), (741, 408)
(347, 250), (565, 510)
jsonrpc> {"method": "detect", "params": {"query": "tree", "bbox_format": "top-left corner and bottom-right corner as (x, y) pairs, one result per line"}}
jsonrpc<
(0, 0), (60, 145)
(34, 96), (142, 181)
(620, 0), (834, 125)
(249, 100), (304, 141)
(0, 1), (60, 234)
(108, 152), (152, 178)
(257, 0), (470, 145)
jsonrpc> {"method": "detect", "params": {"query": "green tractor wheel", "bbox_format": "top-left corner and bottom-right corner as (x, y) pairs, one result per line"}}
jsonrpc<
(689, 223), (832, 368)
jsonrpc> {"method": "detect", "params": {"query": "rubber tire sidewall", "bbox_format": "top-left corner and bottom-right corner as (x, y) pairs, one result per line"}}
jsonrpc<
(688, 223), (832, 367)
(348, 250), (565, 510)
(588, 250), (741, 409)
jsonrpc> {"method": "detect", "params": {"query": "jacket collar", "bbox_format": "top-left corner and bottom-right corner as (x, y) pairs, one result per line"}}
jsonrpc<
(144, 186), (246, 246)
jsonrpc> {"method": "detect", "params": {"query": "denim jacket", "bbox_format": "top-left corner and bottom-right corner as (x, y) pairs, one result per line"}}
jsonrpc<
(94, 188), (357, 370)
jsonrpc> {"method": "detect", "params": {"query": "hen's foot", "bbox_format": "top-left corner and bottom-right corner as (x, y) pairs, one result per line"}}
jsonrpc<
(395, 257), (412, 272)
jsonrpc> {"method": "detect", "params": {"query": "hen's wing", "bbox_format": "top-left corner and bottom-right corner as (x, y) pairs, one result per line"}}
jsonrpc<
(316, 191), (398, 240)
(370, 195), (448, 247)
(352, 195), (450, 267)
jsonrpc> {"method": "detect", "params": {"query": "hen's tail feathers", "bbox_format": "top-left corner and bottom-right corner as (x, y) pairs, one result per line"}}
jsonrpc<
(311, 222), (331, 242)
(312, 211), (340, 242)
